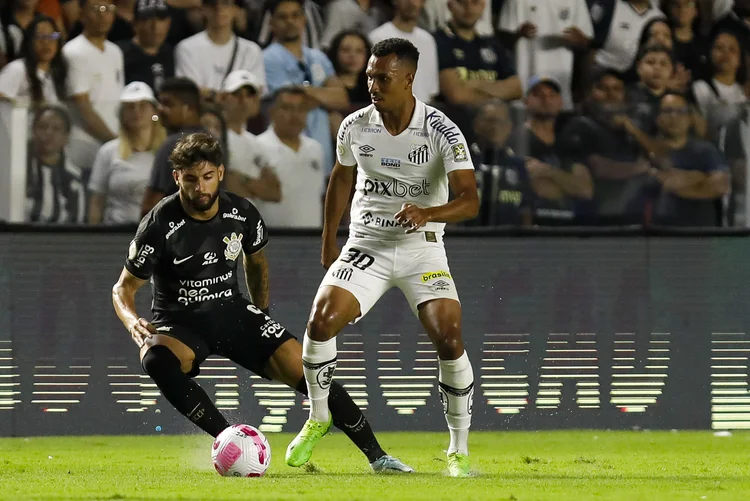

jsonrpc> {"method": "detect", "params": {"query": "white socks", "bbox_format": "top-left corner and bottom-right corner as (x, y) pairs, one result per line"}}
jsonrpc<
(438, 351), (474, 455)
(302, 333), (338, 422)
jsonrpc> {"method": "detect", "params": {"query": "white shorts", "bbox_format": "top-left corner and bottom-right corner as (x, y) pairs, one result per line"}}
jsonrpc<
(320, 233), (460, 322)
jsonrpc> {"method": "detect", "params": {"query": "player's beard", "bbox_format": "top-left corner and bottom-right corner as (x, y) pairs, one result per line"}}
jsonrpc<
(186, 188), (220, 212)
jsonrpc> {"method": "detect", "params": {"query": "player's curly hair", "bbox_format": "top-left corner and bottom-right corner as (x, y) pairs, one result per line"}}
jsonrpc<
(170, 132), (224, 171)
(371, 37), (420, 69)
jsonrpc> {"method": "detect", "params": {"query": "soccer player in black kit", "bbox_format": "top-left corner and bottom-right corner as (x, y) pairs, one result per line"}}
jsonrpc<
(112, 132), (413, 473)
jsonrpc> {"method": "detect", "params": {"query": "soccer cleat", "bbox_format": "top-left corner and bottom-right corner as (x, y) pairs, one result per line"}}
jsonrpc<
(370, 455), (415, 473)
(447, 452), (470, 477)
(285, 415), (332, 467)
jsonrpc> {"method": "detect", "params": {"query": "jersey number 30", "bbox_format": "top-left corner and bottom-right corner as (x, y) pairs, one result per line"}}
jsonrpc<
(341, 248), (375, 270)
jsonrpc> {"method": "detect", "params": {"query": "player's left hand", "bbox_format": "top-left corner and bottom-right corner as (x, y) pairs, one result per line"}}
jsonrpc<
(395, 203), (431, 233)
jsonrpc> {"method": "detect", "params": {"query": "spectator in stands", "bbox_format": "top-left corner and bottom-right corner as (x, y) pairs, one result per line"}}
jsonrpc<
(563, 69), (651, 223)
(626, 17), (692, 91)
(692, 31), (748, 142)
(320, 0), (386, 50)
(420, 0), (493, 36)
(68, 0), (136, 42)
(0, 0), (44, 64)
(369, 0), (438, 103)
(435, 0), (521, 107)
(651, 91), (730, 226)
(118, 0), (174, 91)
(468, 99), (534, 226)
(497, 0), (593, 110)
(327, 30), (371, 109)
(255, 86), (324, 228)
(589, 0), (664, 74)
(263, 0), (349, 175)
(63, 0), (124, 173)
(253, 0), (324, 50)
(175, 0), (264, 101)
(663, 0), (711, 79)
(26, 105), (87, 223)
(627, 45), (674, 134)
(218, 69), (281, 202)
(88, 82), (165, 224)
(200, 104), (229, 150)
(0, 15), (67, 106)
(511, 76), (593, 225)
(141, 77), (204, 213)
(718, 107), (750, 226)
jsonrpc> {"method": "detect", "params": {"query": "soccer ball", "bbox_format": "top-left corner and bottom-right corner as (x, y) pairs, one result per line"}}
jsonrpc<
(212, 424), (271, 477)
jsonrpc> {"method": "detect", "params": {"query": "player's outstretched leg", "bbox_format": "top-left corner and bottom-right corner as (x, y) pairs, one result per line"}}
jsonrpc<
(294, 378), (414, 473)
(419, 299), (474, 477)
(287, 286), (361, 467)
(142, 345), (229, 437)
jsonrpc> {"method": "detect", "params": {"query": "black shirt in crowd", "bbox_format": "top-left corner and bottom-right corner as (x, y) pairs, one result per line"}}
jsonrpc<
(561, 114), (650, 222)
(469, 145), (534, 226)
(118, 39), (175, 91)
(627, 84), (664, 135)
(124, 190), (268, 315)
(653, 139), (728, 227)
(433, 24), (517, 98)
(147, 126), (205, 196)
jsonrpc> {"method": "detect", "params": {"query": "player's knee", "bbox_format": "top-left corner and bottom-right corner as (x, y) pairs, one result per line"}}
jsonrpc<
(142, 345), (183, 377)
(306, 312), (337, 341)
(433, 324), (463, 359)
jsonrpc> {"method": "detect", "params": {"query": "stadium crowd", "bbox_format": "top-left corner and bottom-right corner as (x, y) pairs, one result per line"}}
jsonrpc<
(2, 0), (749, 227)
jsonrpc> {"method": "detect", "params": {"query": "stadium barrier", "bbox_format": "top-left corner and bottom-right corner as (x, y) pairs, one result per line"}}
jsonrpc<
(1, 226), (749, 436)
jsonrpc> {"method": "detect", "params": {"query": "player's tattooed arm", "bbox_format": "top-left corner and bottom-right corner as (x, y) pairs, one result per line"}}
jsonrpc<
(244, 250), (270, 312)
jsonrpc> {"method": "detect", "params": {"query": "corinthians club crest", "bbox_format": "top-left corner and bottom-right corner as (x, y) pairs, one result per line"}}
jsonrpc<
(223, 232), (244, 261)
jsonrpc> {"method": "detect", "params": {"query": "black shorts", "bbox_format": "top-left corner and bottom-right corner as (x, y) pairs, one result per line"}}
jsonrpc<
(149, 298), (296, 379)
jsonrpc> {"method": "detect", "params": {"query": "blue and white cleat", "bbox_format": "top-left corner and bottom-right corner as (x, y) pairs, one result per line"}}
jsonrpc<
(370, 455), (415, 473)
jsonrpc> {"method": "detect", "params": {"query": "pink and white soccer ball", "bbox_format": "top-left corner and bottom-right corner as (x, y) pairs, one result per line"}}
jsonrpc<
(212, 424), (271, 477)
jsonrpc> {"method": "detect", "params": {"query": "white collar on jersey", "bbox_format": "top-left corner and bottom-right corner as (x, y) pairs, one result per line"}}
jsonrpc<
(369, 97), (427, 130)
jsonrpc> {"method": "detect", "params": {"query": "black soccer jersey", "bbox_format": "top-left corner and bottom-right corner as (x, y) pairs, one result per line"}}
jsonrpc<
(124, 190), (268, 314)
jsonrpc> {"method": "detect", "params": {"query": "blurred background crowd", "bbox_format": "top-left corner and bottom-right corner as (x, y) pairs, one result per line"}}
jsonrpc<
(2, 0), (749, 228)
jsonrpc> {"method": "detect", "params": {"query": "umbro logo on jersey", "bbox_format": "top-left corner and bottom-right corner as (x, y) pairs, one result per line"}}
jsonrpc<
(431, 280), (451, 291)
(359, 144), (375, 157)
(408, 144), (429, 165)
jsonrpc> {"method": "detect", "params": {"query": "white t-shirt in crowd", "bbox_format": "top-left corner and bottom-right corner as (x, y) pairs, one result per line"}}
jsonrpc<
(88, 138), (155, 223)
(592, 0), (664, 72)
(369, 22), (439, 103)
(62, 35), (124, 162)
(499, 0), (593, 110)
(336, 99), (474, 239)
(226, 128), (272, 180)
(0, 59), (61, 104)
(255, 127), (324, 228)
(175, 32), (265, 92)
(693, 79), (748, 137)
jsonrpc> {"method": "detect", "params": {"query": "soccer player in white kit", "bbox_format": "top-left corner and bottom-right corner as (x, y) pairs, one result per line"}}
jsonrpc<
(285, 38), (480, 477)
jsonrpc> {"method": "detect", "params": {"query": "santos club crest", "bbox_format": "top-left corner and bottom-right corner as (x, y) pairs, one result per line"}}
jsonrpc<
(223, 232), (243, 261)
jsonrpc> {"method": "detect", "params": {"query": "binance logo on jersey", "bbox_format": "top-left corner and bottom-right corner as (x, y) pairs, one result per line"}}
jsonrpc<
(362, 177), (430, 197)
(422, 270), (452, 282)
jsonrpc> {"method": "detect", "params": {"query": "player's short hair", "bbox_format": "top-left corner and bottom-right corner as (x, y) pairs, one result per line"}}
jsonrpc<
(271, 85), (307, 103)
(267, 0), (304, 15)
(170, 132), (224, 171)
(371, 37), (419, 69)
(159, 77), (201, 112)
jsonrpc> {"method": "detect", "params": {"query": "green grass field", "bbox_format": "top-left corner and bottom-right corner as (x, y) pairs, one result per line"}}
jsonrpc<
(1, 431), (748, 500)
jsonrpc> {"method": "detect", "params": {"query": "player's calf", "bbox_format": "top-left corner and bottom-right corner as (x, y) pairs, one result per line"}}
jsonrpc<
(142, 345), (229, 437)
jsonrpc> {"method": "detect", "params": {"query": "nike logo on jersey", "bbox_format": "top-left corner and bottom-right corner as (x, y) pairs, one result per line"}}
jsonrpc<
(173, 255), (193, 265)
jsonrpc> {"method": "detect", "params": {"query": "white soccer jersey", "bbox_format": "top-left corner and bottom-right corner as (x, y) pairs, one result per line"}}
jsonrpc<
(336, 99), (474, 239)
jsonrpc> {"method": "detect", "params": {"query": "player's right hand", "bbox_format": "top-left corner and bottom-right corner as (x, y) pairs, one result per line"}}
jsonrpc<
(321, 241), (341, 270)
(129, 318), (156, 348)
